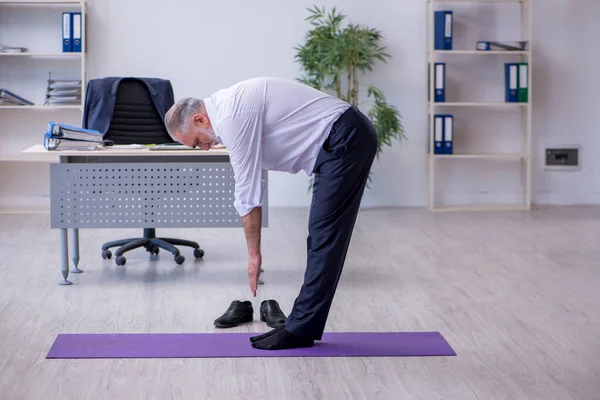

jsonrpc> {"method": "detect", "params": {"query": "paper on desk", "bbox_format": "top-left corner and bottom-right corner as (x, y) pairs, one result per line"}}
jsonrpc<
(111, 144), (146, 149)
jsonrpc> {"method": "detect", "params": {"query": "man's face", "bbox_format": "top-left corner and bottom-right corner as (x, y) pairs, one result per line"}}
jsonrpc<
(175, 114), (218, 151)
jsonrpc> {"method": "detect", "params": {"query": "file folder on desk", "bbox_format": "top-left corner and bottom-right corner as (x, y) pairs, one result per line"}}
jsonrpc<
(47, 121), (104, 143)
(434, 11), (453, 50)
(505, 63), (518, 102)
(62, 12), (72, 52)
(44, 121), (105, 151)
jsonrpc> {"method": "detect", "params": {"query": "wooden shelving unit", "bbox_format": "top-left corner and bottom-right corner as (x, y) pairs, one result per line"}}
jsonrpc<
(426, 0), (532, 211)
(0, 0), (88, 212)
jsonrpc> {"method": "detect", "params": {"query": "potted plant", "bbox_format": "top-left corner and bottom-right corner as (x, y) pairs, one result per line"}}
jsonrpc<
(295, 5), (406, 188)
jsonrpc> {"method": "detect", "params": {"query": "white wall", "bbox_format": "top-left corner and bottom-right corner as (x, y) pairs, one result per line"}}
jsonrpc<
(531, 1), (600, 205)
(1, 0), (597, 210)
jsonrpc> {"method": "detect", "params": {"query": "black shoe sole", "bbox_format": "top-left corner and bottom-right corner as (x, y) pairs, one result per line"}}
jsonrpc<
(214, 314), (253, 328)
(260, 312), (285, 329)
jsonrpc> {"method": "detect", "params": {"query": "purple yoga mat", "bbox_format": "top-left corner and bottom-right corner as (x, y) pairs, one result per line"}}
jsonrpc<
(46, 332), (456, 359)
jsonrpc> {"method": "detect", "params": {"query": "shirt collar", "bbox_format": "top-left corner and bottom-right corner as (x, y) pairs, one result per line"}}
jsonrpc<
(203, 96), (222, 143)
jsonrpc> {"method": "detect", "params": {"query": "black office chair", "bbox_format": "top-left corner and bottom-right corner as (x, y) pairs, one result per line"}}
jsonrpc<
(84, 77), (204, 266)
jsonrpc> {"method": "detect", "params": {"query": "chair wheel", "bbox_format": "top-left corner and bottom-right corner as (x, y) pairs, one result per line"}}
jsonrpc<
(194, 248), (204, 259)
(115, 255), (126, 266)
(102, 249), (112, 260)
(147, 246), (159, 255)
(175, 255), (185, 265)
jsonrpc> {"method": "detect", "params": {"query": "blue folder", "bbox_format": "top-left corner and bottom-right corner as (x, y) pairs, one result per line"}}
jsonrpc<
(443, 114), (454, 154)
(71, 12), (82, 52)
(505, 63), (519, 102)
(434, 115), (444, 154)
(434, 11), (453, 50)
(435, 62), (446, 102)
(47, 121), (103, 142)
(62, 12), (72, 52)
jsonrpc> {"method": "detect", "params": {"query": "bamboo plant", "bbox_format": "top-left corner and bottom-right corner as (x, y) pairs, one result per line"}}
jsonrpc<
(295, 5), (406, 188)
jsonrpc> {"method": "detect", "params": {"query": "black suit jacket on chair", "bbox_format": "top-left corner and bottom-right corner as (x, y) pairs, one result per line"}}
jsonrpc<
(82, 77), (175, 135)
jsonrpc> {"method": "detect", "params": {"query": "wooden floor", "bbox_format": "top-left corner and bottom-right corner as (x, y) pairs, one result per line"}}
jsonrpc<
(0, 206), (599, 400)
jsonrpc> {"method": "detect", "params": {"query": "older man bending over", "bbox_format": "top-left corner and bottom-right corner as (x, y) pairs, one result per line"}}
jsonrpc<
(164, 77), (377, 350)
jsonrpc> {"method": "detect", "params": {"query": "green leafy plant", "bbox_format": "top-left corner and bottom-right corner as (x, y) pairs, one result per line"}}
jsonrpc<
(295, 5), (406, 189)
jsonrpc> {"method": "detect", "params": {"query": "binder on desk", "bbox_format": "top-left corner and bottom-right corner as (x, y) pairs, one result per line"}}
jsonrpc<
(71, 12), (82, 52)
(505, 63), (518, 102)
(434, 11), (453, 50)
(518, 62), (528, 103)
(47, 121), (103, 143)
(443, 114), (454, 154)
(62, 12), (72, 52)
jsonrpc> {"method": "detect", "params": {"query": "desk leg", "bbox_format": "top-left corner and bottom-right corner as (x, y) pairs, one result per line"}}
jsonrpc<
(59, 228), (72, 286)
(70, 228), (83, 273)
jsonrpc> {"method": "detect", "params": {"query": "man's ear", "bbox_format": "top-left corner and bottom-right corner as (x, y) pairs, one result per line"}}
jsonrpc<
(193, 113), (209, 127)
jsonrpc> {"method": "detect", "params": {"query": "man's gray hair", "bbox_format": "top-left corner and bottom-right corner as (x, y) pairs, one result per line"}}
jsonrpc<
(164, 97), (204, 141)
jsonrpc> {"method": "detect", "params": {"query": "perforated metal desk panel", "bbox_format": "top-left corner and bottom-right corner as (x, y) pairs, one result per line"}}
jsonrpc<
(21, 145), (268, 285)
(50, 158), (268, 229)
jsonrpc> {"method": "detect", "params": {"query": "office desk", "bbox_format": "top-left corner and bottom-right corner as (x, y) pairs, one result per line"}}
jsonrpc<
(21, 145), (268, 285)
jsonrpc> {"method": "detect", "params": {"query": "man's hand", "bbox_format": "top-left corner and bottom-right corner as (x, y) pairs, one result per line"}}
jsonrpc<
(247, 253), (262, 297)
(241, 207), (262, 296)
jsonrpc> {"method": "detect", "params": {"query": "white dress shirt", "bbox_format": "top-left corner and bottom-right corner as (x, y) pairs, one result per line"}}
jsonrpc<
(203, 77), (351, 217)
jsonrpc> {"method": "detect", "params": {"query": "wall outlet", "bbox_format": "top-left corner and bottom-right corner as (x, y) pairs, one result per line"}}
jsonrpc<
(544, 146), (580, 170)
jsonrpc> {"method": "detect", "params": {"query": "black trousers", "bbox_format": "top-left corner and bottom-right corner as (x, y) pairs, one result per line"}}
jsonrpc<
(285, 105), (378, 340)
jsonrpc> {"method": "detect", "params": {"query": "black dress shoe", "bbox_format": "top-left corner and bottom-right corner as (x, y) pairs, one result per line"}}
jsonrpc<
(214, 300), (254, 328)
(260, 299), (287, 328)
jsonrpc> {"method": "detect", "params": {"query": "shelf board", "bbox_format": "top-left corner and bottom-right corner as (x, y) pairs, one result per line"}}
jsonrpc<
(432, 50), (529, 55)
(431, 204), (529, 212)
(0, 0), (83, 4)
(0, 52), (83, 57)
(0, 105), (82, 110)
(429, 102), (529, 107)
(430, 0), (526, 3)
(433, 153), (524, 159)
(0, 156), (40, 162)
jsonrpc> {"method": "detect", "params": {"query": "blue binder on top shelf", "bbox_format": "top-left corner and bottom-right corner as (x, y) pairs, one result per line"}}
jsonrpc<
(443, 114), (454, 154)
(71, 12), (82, 52)
(505, 63), (519, 102)
(62, 12), (72, 52)
(434, 11), (453, 50)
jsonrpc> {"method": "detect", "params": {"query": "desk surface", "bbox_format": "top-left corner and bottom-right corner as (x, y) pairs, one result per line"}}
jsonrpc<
(21, 144), (229, 162)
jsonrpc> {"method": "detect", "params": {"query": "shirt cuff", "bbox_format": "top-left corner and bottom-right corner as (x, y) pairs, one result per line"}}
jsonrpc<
(235, 202), (261, 217)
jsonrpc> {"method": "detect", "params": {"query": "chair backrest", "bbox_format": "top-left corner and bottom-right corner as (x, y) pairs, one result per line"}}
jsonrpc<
(103, 78), (175, 145)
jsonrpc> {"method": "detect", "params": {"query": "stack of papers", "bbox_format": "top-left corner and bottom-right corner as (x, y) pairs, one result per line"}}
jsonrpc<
(0, 88), (34, 106)
(0, 44), (27, 53)
(44, 121), (104, 151)
(44, 73), (82, 106)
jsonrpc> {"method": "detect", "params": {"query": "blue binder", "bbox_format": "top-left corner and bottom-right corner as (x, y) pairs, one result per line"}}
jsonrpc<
(434, 11), (453, 50)
(62, 12), (72, 52)
(505, 63), (519, 102)
(435, 62), (445, 102)
(71, 12), (82, 52)
(434, 115), (444, 154)
(443, 114), (454, 154)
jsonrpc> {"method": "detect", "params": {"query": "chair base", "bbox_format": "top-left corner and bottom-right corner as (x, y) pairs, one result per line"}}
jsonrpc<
(100, 228), (204, 266)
